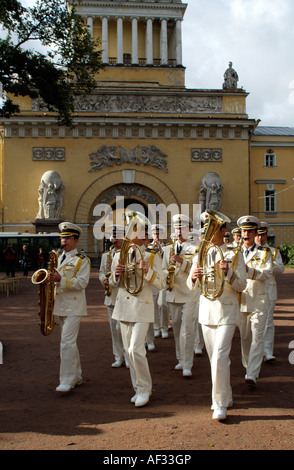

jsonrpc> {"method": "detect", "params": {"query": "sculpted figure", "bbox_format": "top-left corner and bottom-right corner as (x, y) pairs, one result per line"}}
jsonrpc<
(199, 172), (224, 213)
(37, 171), (65, 219)
(223, 62), (239, 89)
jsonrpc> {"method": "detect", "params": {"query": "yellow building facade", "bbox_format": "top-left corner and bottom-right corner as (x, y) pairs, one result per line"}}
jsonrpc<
(0, 0), (292, 257)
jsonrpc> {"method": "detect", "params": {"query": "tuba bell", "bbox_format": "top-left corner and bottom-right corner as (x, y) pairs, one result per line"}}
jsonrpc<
(31, 250), (58, 335)
(120, 211), (149, 295)
(198, 209), (231, 301)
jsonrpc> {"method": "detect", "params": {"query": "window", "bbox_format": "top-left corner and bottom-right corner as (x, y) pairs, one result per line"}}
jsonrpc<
(264, 150), (276, 167)
(265, 189), (276, 212)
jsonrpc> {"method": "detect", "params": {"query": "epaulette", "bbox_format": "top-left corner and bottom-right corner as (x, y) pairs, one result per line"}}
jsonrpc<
(77, 252), (87, 259)
(225, 245), (239, 252)
(257, 246), (270, 252)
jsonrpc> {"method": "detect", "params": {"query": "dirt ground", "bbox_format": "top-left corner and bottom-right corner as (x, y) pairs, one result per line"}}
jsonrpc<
(0, 268), (293, 453)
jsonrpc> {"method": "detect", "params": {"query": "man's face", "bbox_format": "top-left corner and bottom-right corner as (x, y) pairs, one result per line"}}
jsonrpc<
(241, 229), (256, 246)
(233, 234), (241, 243)
(60, 235), (78, 252)
(255, 232), (267, 246)
(175, 226), (190, 240)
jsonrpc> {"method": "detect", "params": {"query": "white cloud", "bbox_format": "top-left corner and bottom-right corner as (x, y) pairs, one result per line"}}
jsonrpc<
(182, 0), (294, 126)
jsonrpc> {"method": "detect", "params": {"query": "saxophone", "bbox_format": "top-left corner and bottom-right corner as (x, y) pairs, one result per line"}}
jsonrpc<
(166, 241), (176, 291)
(104, 248), (113, 297)
(31, 250), (58, 336)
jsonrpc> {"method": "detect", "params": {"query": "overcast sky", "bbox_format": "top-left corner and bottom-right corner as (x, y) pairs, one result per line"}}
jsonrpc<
(7, 0), (294, 128)
(182, 0), (294, 127)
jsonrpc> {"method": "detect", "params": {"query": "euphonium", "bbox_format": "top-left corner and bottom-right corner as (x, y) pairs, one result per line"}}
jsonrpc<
(198, 209), (231, 301)
(31, 250), (58, 335)
(166, 241), (176, 291)
(120, 211), (148, 295)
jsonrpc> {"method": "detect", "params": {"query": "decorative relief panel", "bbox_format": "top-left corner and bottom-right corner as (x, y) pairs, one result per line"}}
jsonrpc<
(33, 147), (65, 161)
(32, 95), (223, 114)
(89, 145), (167, 172)
(191, 148), (222, 162)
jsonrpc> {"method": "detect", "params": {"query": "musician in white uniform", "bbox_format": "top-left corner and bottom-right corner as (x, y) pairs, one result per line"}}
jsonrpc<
(49, 222), (91, 393)
(237, 216), (273, 386)
(187, 212), (246, 420)
(110, 212), (165, 407)
(99, 225), (128, 367)
(149, 224), (170, 340)
(162, 214), (199, 377)
(255, 221), (284, 362)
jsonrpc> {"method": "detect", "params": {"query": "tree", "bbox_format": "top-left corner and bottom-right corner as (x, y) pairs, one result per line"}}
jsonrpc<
(0, 0), (102, 126)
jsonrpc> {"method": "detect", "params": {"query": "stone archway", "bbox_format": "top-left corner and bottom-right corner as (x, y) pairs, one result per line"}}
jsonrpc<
(74, 169), (179, 258)
(75, 169), (179, 223)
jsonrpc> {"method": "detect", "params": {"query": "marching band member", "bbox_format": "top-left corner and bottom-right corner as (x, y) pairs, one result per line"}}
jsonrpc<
(99, 225), (128, 368)
(231, 227), (242, 247)
(187, 212), (246, 421)
(162, 214), (199, 377)
(110, 212), (165, 407)
(149, 224), (170, 340)
(255, 221), (284, 362)
(237, 216), (273, 386)
(49, 222), (91, 394)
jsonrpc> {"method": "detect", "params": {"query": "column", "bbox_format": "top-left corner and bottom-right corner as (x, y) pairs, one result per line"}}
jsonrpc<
(146, 18), (153, 65)
(132, 17), (139, 64)
(102, 17), (108, 64)
(87, 17), (93, 38)
(117, 17), (123, 64)
(175, 19), (182, 65)
(160, 18), (168, 65)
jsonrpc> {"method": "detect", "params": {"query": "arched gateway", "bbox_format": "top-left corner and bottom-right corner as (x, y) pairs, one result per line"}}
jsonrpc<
(74, 169), (179, 261)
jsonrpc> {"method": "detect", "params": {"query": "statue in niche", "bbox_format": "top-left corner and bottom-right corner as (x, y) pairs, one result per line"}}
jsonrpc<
(223, 61), (239, 89)
(199, 172), (224, 213)
(36, 170), (65, 219)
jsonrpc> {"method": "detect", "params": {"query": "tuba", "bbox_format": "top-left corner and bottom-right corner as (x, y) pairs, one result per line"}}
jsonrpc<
(120, 211), (148, 295)
(31, 250), (58, 335)
(198, 209), (231, 301)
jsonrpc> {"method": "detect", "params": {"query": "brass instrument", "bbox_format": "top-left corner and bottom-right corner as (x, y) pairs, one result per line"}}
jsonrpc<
(166, 241), (176, 291)
(31, 250), (58, 335)
(120, 211), (148, 295)
(104, 248), (112, 297)
(198, 209), (231, 301)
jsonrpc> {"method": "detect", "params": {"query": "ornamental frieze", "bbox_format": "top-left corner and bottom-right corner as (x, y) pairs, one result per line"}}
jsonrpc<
(191, 148), (222, 162)
(89, 145), (168, 172)
(32, 95), (222, 114)
(33, 147), (65, 161)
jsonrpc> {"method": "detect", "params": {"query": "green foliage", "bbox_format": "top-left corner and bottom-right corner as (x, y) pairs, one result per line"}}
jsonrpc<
(279, 243), (294, 267)
(0, 0), (102, 126)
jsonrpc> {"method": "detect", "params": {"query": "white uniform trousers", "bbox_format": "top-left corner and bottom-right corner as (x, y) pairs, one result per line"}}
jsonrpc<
(202, 324), (235, 408)
(168, 301), (196, 370)
(240, 310), (267, 379)
(154, 290), (170, 334)
(263, 300), (276, 356)
(120, 321), (152, 394)
(107, 306), (125, 362)
(194, 303), (205, 351)
(59, 315), (82, 386)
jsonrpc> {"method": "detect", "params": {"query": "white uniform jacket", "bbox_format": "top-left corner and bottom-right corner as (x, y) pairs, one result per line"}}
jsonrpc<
(162, 241), (199, 303)
(240, 245), (273, 313)
(99, 248), (118, 306)
(263, 244), (284, 302)
(111, 247), (165, 323)
(187, 244), (247, 326)
(53, 249), (91, 317)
